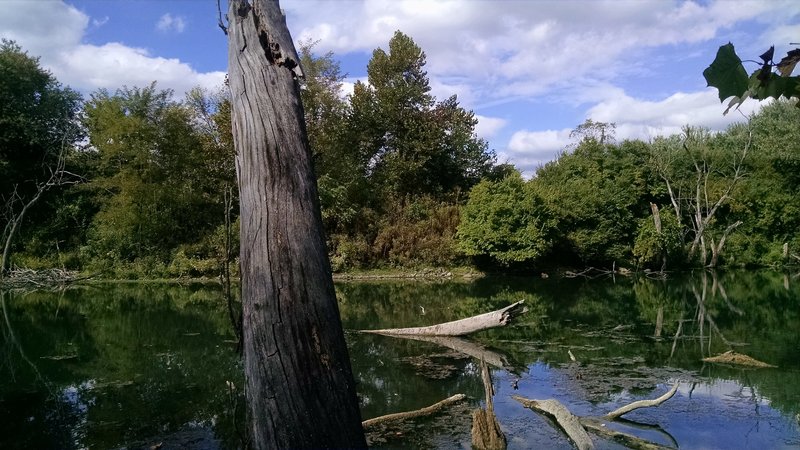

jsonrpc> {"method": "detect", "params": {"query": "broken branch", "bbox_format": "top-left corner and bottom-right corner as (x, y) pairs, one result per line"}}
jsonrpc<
(604, 383), (679, 420)
(362, 394), (467, 430)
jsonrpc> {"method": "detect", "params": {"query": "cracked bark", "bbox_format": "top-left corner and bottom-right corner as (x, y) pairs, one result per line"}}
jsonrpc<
(227, 0), (366, 448)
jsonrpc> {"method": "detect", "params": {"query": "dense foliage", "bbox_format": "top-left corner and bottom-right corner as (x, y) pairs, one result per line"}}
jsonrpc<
(1, 35), (798, 277)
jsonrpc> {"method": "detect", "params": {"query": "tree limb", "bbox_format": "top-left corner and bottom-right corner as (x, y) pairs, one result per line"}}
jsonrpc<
(603, 383), (679, 420)
(362, 394), (467, 429)
(512, 396), (594, 450)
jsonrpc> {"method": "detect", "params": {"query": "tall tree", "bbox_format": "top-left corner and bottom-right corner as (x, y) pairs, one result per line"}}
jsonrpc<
(83, 84), (221, 266)
(226, 0), (366, 448)
(0, 40), (83, 274)
(350, 31), (494, 201)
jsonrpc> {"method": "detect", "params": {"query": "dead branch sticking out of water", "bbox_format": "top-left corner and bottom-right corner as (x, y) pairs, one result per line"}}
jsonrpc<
(472, 360), (506, 450)
(362, 394), (467, 430)
(513, 382), (680, 450)
(361, 300), (526, 337)
(603, 383), (678, 420)
(702, 350), (776, 368)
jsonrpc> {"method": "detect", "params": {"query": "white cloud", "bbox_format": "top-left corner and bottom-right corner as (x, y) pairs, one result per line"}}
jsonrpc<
(587, 89), (762, 141)
(92, 16), (109, 28)
(156, 13), (186, 33)
(285, 0), (800, 108)
(0, 1), (223, 96)
(505, 128), (573, 176)
(474, 115), (506, 139)
(58, 42), (226, 95)
(503, 88), (764, 177)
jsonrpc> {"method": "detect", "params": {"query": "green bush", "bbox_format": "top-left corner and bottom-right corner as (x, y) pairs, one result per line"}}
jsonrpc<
(457, 173), (555, 266)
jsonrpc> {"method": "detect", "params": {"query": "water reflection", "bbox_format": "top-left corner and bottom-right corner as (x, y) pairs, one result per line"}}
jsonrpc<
(0, 271), (798, 449)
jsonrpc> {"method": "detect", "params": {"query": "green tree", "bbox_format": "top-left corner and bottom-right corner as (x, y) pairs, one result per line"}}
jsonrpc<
(0, 40), (84, 273)
(350, 31), (494, 201)
(83, 83), (226, 273)
(457, 172), (555, 266)
(532, 136), (652, 266)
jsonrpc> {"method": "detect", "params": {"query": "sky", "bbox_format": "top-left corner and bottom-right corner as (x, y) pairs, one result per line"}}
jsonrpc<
(2, 0), (798, 176)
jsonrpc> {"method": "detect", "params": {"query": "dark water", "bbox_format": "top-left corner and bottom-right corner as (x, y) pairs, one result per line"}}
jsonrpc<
(1, 272), (799, 449)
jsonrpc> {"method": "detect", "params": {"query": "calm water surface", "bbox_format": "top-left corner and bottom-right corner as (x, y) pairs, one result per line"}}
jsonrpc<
(1, 271), (799, 449)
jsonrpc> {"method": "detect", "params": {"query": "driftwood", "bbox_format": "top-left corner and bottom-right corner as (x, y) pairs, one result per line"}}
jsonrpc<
(472, 361), (506, 450)
(362, 394), (467, 430)
(362, 300), (526, 336)
(512, 396), (594, 450)
(604, 383), (678, 420)
(702, 350), (776, 368)
(513, 382), (680, 450)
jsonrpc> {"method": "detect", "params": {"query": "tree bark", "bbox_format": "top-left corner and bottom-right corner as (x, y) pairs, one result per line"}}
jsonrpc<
(226, 1), (365, 448)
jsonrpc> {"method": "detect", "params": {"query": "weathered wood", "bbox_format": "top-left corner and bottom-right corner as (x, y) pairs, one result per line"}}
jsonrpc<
(227, 0), (365, 448)
(362, 300), (526, 336)
(472, 361), (506, 449)
(604, 383), (679, 420)
(515, 383), (681, 450)
(512, 396), (594, 450)
(362, 394), (467, 429)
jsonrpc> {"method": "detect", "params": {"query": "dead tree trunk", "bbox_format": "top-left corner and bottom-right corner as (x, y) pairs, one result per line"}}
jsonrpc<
(226, 1), (366, 447)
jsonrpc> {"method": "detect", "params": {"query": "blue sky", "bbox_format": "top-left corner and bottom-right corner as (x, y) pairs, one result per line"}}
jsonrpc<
(2, 0), (798, 175)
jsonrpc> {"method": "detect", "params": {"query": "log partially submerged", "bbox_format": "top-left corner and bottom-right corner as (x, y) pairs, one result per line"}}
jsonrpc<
(362, 300), (526, 336)
(512, 396), (593, 450)
(513, 382), (680, 450)
(362, 394), (467, 430)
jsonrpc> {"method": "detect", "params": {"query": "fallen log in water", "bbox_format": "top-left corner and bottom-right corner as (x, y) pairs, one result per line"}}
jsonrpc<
(513, 382), (680, 450)
(362, 394), (467, 430)
(511, 396), (594, 450)
(361, 300), (526, 336)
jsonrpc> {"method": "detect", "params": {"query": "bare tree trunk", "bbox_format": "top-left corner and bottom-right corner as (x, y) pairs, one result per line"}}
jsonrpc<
(226, 1), (366, 448)
(1, 187), (44, 276)
(708, 220), (742, 267)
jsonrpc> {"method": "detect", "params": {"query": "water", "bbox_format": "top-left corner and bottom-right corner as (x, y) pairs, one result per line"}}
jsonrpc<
(1, 272), (799, 449)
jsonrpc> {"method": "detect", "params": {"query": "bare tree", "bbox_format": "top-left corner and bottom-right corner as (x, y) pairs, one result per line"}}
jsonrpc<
(651, 125), (751, 267)
(226, 0), (366, 447)
(1, 141), (82, 277)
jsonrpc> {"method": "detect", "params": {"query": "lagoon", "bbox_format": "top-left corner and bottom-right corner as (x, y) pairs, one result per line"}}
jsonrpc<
(1, 271), (799, 449)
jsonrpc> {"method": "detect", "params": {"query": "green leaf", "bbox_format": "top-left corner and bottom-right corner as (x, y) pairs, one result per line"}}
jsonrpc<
(703, 43), (749, 102)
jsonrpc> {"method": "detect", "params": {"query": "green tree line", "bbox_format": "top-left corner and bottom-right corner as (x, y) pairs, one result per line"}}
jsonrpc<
(1, 34), (798, 278)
